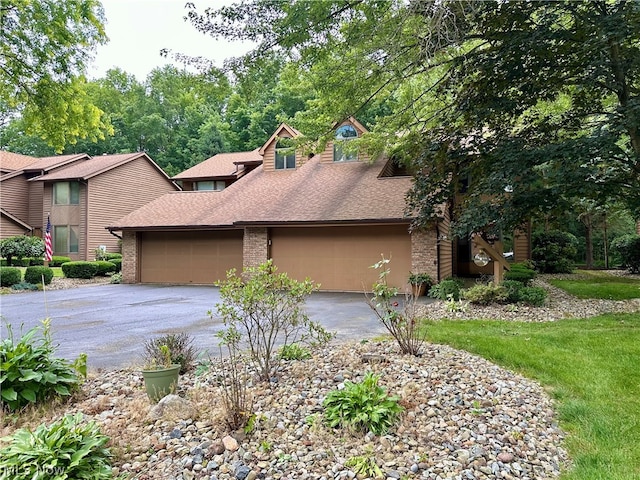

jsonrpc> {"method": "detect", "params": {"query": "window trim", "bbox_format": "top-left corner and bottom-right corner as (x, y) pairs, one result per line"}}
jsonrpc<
(333, 125), (358, 162)
(53, 181), (80, 205)
(53, 224), (79, 254)
(275, 138), (296, 170)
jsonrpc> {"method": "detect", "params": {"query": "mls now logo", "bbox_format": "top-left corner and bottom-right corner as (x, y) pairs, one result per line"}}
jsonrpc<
(0, 465), (66, 478)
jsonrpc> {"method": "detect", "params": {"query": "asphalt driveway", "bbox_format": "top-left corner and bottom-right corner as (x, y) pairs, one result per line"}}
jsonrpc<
(0, 284), (387, 370)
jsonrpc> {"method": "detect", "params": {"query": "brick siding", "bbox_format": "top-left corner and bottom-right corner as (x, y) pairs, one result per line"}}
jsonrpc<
(411, 227), (438, 281)
(121, 231), (137, 283)
(243, 227), (268, 271)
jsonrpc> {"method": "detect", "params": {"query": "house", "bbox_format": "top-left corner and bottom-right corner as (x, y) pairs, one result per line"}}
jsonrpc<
(109, 120), (450, 292)
(0, 151), (179, 260)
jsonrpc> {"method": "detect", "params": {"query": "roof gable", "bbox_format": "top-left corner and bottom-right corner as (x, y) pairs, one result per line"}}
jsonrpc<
(258, 123), (302, 156)
(173, 149), (262, 180)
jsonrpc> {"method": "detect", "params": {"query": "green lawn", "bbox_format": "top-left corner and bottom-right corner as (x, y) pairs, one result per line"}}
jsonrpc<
(424, 313), (640, 480)
(548, 271), (640, 300)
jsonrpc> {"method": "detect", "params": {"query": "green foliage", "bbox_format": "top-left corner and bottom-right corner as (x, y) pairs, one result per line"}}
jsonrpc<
(50, 256), (71, 267)
(143, 333), (197, 374)
(278, 343), (311, 360)
(215, 260), (332, 381)
(0, 236), (44, 266)
(0, 413), (113, 479)
(366, 256), (427, 356)
(0, 267), (22, 287)
(110, 272), (123, 284)
(24, 266), (54, 285)
(323, 372), (403, 435)
(1, 320), (85, 411)
(517, 286), (548, 307)
(549, 273), (640, 300)
(109, 258), (122, 273)
(61, 261), (98, 279)
(104, 252), (122, 260)
(408, 272), (433, 287)
(429, 278), (463, 301)
(28, 257), (44, 266)
(462, 284), (508, 305)
(1, 0), (110, 151)
(345, 448), (383, 478)
(504, 263), (536, 285)
(532, 230), (578, 273)
(11, 282), (39, 292)
(610, 234), (640, 273)
(92, 260), (116, 276)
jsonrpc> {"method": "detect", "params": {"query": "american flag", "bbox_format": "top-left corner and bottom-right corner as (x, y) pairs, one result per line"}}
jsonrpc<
(44, 216), (53, 262)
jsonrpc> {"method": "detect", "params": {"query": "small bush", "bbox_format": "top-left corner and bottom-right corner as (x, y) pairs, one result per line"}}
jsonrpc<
(279, 343), (311, 360)
(462, 284), (508, 305)
(28, 257), (44, 266)
(50, 256), (71, 267)
(323, 372), (403, 435)
(24, 266), (54, 285)
(110, 272), (123, 284)
(61, 261), (98, 279)
(1, 320), (85, 411)
(104, 252), (122, 260)
(504, 263), (536, 285)
(429, 278), (464, 300)
(0, 413), (113, 479)
(519, 286), (548, 306)
(611, 234), (640, 273)
(143, 333), (197, 374)
(501, 279), (525, 303)
(11, 282), (39, 291)
(0, 267), (22, 287)
(93, 260), (116, 276)
(532, 230), (578, 273)
(110, 258), (122, 272)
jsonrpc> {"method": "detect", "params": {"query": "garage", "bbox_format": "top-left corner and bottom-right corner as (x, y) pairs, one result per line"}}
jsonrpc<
(270, 224), (412, 292)
(139, 230), (243, 284)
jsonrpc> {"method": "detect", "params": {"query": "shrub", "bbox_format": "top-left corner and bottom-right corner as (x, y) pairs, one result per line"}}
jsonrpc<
(143, 332), (197, 374)
(611, 234), (640, 273)
(11, 282), (39, 291)
(279, 343), (311, 360)
(215, 260), (333, 381)
(532, 230), (578, 273)
(93, 260), (116, 276)
(110, 272), (123, 284)
(0, 235), (44, 266)
(0, 413), (113, 479)
(0, 267), (22, 287)
(104, 252), (122, 260)
(462, 284), (508, 305)
(504, 263), (536, 285)
(50, 256), (71, 267)
(110, 258), (122, 272)
(429, 277), (464, 300)
(501, 279), (525, 303)
(323, 372), (403, 435)
(366, 256), (426, 356)
(61, 261), (98, 279)
(1, 320), (86, 411)
(28, 257), (44, 266)
(24, 266), (54, 285)
(519, 286), (548, 306)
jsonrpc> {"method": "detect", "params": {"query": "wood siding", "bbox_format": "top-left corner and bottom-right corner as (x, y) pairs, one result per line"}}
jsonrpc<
(86, 158), (177, 259)
(0, 176), (29, 238)
(261, 133), (310, 172)
(27, 181), (44, 229)
(319, 121), (369, 163)
(513, 222), (532, 262)
(0, 216), (30, 237)
(438, 212), (453, 280)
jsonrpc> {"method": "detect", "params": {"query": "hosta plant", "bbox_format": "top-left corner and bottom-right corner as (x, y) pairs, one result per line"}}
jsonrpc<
(0, 413), (113, 479)
(1, 319), (86, 411)
(323, 372), (403, 435)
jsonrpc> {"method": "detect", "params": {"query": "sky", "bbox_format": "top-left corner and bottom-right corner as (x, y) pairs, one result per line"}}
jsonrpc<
(88, 0), (253, 81)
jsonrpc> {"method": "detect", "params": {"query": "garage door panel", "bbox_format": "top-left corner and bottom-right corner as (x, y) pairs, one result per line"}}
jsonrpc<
(140, 231), (243, 284)
(271, 226), (411, 292)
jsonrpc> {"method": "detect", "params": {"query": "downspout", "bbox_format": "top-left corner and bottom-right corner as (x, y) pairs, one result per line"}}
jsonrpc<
(108, 229), (123, 240)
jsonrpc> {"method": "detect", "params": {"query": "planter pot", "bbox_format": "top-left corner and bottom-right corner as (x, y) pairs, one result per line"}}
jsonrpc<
(142, 364), (180, 402)
(411, 283), (427, 297)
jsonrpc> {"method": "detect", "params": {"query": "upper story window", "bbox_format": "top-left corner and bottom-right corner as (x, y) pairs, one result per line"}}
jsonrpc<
(196, 181), (225, 191)
(333, 125), (358, 162)
(275, 138), (296, 169)
(53, 182), (80, 205)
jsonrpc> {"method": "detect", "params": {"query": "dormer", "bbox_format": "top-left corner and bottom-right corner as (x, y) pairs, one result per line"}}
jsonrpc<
(259, 123), (304, 171)
(320, 117), (369, 163)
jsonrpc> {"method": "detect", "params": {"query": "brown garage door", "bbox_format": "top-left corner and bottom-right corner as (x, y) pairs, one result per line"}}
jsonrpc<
(140, 230), (243, 284)
(270, 225), (411, 292)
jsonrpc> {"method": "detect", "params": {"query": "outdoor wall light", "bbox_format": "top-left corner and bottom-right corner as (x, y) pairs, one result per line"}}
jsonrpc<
(473, 248), (491, 267)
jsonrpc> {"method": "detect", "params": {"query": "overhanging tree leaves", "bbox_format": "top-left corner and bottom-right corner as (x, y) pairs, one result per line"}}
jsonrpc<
(190, 0), (640, 235)
(0, 0), (111, 151)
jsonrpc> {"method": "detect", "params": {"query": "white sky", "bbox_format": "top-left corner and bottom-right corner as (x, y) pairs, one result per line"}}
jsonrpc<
(88, 0), (252, 81)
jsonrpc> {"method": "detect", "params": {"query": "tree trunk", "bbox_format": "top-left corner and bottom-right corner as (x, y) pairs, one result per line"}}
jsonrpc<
(584, 214), (593, 269)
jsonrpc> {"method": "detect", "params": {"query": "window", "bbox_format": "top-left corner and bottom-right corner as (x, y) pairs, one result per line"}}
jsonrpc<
(53, 225), (79, 254)
(53, 182), (80, 205)
(333, 125), (358, 162)
(195, 181), (225, 191)
(275, 138), (295, 169)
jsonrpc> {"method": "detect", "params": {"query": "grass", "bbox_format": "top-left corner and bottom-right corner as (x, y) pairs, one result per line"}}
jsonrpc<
(424, 313), (640, 480)
(548, 271), (640, 300)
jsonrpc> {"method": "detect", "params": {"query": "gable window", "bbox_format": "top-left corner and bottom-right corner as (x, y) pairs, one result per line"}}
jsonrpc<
(333, 125), (358, 162)
(53, 182), (80, 205)
(53, 225), (79, 254)
(196, 181), (225, 191)
(275, 138), (296, 169)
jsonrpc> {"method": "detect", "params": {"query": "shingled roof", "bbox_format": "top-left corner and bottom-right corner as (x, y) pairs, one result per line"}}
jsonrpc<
(109, 155), (413, 230)
(172, 149), (263, 180)
(0, 151), (38, 173)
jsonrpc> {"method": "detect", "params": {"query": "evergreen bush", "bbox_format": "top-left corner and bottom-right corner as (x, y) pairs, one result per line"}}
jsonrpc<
(0, 267), (22, 287)
(611, 234), (640, 273)
(532, 230), (578, 273)
(24, 266), (54, 285)
(50, 256), (71, 267)
(93, 260), (116, 276)
(61, 261), (98, 279)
